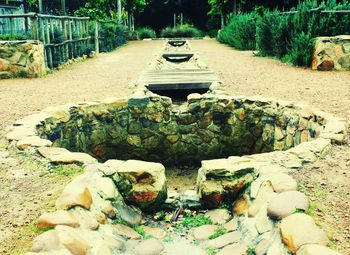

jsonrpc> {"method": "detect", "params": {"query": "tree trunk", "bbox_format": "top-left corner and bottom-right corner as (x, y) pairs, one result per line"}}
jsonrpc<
(233, 0), (237, 16)
(61, 0), (66, 15)
(221, 14), (224, 29)
(38, 0), (43, 13)
(117, 0), (122, 23)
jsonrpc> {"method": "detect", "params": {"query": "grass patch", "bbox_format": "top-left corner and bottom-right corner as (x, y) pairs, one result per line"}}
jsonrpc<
(0, 137), (9, 149)
(209, 227), (228, 240)
(178, 214), (212, 229)
(163, 234), (173, 243)
(49, 164), (84, 177)
(6, 224), (53, 255)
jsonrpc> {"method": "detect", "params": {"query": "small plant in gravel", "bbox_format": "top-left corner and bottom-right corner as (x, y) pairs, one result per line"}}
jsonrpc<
(208, 227), (228, 240)
(178, 214), (212, 229)
(154, 210), (166, 220)
(163, 234), (173, 243)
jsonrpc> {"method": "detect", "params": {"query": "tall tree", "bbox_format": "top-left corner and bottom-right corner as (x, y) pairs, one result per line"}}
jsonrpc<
(208, 0), (240, 27)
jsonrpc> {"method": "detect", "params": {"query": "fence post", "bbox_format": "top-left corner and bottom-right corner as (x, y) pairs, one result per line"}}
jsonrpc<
(95, 20), (99, 54)
(30, 15), (39, 40)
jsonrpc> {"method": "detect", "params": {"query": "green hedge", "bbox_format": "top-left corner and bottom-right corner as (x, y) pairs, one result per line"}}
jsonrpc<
(0, 34), (30, 40)
(219, 0), (350, 67)
(137, 27), (157, 39)
(218, 13), (258, 50)
(98, 23), (127, 52)
(160, 24), (202, 38)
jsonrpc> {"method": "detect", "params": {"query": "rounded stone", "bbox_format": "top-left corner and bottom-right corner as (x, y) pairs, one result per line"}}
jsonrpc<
(190, 225), (219, 241)
(37, 210), (80, 228)
(279, 213), (328, 254)
(207, 231), (241, 249)
(204, 209), (231, 224)
(217, 243), (248, 255)
(268, 191), (309, 220)
(296, 244), (343, 255)
(134, 238), (164, 255)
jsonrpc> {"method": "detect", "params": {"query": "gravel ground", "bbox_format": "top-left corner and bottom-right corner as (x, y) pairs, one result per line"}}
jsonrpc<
(0, 39), (349, 254)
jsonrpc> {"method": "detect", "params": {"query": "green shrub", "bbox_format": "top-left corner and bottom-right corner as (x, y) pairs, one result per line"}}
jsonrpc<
(207, 29), (219, 38)
(217, 12), (257, 50)
(220, 0), (350, 67)
(126, 30), (138, 40)
(160, 24), (202, 38)
(99, 23), (126, 52)
(256, 11), (292, 58)
(51, 27), (65, 44)
(283, 32), (314, 67)
(0, 33), (30, 40)
(137, 27), (156, 39)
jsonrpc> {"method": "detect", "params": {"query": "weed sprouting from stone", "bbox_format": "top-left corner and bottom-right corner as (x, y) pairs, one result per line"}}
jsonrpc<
(50, 164), (84, 176)
(206, 247), (219, 255)
(247, 247), (256, 255)
(208, 227), (228, 240)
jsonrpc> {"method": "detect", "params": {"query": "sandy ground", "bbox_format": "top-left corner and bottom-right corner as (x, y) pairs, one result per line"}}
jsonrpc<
(0, 39), (349, 254)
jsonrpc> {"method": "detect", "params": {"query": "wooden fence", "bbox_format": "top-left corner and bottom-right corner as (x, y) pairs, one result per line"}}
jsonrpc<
(0, 13), (122, 69)
(280, 8), (350, 15)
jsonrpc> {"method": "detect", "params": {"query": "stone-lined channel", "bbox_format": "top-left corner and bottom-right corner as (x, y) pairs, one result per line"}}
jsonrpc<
(6, 40), (347, 255)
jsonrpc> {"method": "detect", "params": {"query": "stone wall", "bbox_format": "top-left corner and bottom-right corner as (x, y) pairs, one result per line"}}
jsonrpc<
(312, 35), (350, 71)
(34, 94), (325, 166)
(0, 40), (46, 78)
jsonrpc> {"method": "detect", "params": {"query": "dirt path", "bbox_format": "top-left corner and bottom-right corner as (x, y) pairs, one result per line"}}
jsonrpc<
(0, 39), (349, 254)
(192, 39), (350, 253)
(0, 40), (163, 132)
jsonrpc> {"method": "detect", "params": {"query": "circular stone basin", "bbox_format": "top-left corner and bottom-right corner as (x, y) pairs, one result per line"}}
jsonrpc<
(32, 94), (329, 166)
(168, 40), (186, 47)
(6, 92), (346, 210)
(163, 55), (193, 63)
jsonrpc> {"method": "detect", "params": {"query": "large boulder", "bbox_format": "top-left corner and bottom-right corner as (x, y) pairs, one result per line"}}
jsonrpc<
(197, 159), (257, 208)
(113, 160), (167, 211)
(312, 35), (350, 71)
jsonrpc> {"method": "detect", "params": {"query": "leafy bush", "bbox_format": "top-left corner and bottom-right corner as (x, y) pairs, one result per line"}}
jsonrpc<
(137, 27), (156, 39)
(99, 23), (127, 52)
(220, 0), (350, 67)
(256, 11), (292, 58)
(0, 33), (30, 40)
(283, 32), (314, 66)
(207, 29), (219, 38)
(51, 27), (65, 44)
(218, 12), (257, 50)
(160, 24), (202, 38)
(126, 30), (138, 41)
